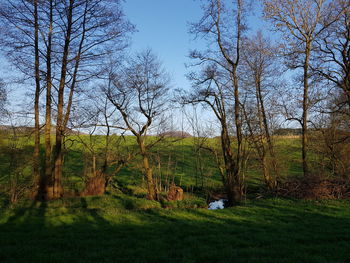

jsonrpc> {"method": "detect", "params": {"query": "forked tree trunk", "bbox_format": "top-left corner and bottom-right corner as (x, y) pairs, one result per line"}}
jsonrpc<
(217, 0), (244, 205)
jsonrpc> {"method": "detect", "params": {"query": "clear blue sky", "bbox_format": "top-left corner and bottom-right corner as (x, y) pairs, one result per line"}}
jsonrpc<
(123, 0), (267, 92)
(123, 0), (204, 91)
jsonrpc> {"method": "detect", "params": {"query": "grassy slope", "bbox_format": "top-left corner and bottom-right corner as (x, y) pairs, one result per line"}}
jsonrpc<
(60, 135), (306, 195)
(0, 134), (304, 193)
(0, 134), (305, 193)
(1, 136), (349, 262)
(0, 195), (349, 263)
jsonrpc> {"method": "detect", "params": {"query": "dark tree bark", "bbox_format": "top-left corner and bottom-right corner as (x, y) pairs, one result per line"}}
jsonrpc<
(33, 0), (41, 184)
(39, 0), (133, 200)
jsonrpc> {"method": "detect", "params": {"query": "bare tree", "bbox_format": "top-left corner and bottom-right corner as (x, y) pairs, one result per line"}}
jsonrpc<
(69, 89), (135, 195)
(182, 64), (248, 206)
(188, 0), (249, 205)
(1, 0), (134, 200)
(241, 31), (280, 191)
(0, 0), (43, 185)
(41, 0), (54, 201)
(263, 0), (343, 177)
(312, 0), (350, 110)
(183, 105), (211, 188)
(105, 50), (170, 200)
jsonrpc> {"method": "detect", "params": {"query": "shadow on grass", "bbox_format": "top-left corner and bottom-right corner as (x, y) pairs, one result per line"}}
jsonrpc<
(5, 200), (47, 223)
(0, 199), (349, 263)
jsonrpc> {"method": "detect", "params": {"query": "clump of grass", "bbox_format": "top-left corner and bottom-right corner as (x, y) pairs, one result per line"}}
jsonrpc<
(121, 196), (161, 210)
(125, 184), (149, 197)
(161, 194), (207, 209)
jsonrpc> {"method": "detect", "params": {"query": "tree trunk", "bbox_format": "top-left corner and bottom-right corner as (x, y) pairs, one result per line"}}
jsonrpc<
(37, 0), (53, 200)
(256, 75), (279, 189)
(51, 0), (74, 199)
(33, 0), (40, 184)
(138, 137), (157, 200)
(302, 43), (311, 177)
(220, 121), (242, 206)
(232, 69), (244, 204)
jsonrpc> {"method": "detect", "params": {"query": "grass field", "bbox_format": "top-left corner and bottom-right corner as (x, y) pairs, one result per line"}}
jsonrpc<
(0, 134), (304, 195)
(0, 135), (349, 262)
(1, 195), (349, 263)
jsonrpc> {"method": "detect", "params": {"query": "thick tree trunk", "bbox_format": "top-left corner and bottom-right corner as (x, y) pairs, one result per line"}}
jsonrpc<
(143, 154), (157, 200)
(52, 142), (64, 198)
(138, 137), (157, 200)
(261, 154), (275, 190)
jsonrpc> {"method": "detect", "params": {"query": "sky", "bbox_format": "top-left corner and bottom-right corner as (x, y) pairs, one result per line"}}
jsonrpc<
(0, 0), (268, 99)
(123, 0), (204, 92)
(122, 1), (271, 133)
(123, 0), (268, 93)
(1, 0), (274, 132)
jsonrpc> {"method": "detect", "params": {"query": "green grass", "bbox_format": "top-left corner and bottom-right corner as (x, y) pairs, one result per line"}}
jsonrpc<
(0, 134), (349, 262)
(0, 195), (349, 263)
(0, 134), (306, 194)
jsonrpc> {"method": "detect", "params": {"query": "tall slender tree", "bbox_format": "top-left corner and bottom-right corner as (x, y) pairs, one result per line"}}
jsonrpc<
(41, 0), (54, 200)
(241, 31), (280, 190)
(188, 0), (249, 205)
(33, 0), (41, 187)
(263, 0), (343, 176)
(0, 0), (43, 183)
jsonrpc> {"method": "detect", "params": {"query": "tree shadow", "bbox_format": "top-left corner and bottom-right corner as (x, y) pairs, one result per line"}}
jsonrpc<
(0, 199), (349, 263)
(5, 200), (47, 224)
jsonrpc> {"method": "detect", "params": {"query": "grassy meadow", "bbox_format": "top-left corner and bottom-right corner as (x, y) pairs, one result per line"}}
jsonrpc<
(1, 196), (349, 263)
(0, 134), (349, 262)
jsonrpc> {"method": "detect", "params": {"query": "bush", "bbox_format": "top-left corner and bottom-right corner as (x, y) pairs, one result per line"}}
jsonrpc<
(278, 175), (350, 200)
